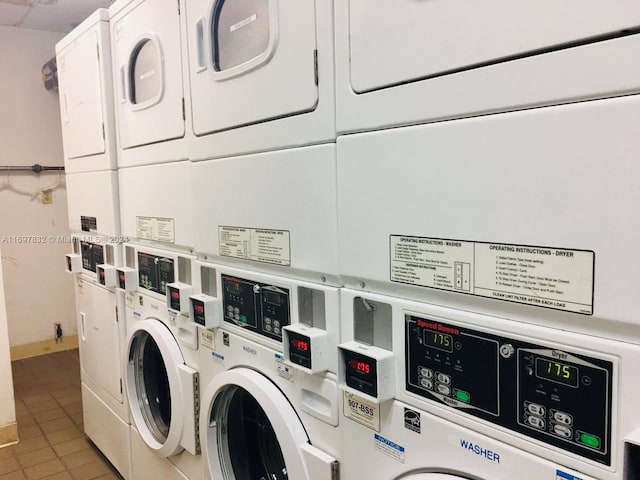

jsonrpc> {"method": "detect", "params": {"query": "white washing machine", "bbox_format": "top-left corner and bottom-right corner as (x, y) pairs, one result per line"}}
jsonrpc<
(109, 0), (190, 168)
(65, 236), (131, 479)
(56, 8), (116, 174)
(198, 330), (340, 480)
(336, 95), (640, 344)
(118, 160), (193, 251)
(342, 400), (600, 480)
(119, 243), (203, 480)
(192, 144), (338, 285)
(338, 288), (640, 480)
(184, 0), (335, 160)
(335, 1), (640, 133)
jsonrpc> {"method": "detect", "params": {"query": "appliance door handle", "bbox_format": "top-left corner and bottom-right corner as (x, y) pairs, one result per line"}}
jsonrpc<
(119, 66), (127, 103)
(62, 92), (70, 123)
(80, 312), (87, 342)
(195, 17), (207, 72)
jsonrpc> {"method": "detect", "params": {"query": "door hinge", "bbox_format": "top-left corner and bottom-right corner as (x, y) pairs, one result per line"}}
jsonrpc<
(314, 49), (318, 86)
(193, 371), (201, 454)
(115, 305), (119, 323)
(182, 98), (186, 120)
(96, 44), (100, 61)
(177, 0), (180, 15)
(102, 123), (105, 140)
(119, 378), (123, 395)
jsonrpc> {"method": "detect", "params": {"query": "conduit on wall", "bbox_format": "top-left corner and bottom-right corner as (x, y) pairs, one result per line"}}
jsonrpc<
(0, 165), (65, 201)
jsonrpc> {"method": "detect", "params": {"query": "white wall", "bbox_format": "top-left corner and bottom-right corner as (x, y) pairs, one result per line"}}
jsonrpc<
(0, 246), (16, 430)
(0, 26), (77, 346)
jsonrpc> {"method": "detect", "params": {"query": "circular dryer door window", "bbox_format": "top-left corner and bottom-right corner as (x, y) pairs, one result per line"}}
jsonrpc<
(202, 368), (312, 479)
(126, 319), (188, 457)
(128, 37), (163, 107)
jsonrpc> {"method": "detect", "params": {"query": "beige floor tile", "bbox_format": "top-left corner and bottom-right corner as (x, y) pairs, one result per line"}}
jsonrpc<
(22, 395), (53, 408)
(68, 415), (83, 428)
(12, 437), (48, 456)
(16, 425), (41, 441)
(59, 449), (100, 470)
(26, 401), (60, 415)
(91, 476), (118, 480)
(15, 414), (36, 428)
(49, 389), (79, 402)
(40, 472), (72, 480)
(0, 457), (20, 475)
(23, 459), (65, 480)
(45, 427), (83, 446)
(0, 469), (27, 480)
(68, 461), (111, 480)
(51, 438), (90, 458)
(54, 396), (81, 408)
(0, 444), (17, 460)
(39, 418), (74, 435)
(61, 404), (82, 417)
(32, 410), (67, 425)
(17, 447), (56, 469)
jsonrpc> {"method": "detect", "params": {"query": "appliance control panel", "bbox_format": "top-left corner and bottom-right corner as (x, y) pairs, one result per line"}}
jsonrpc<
(221, 275), (290, 342)
(405, 315), (612, 465)
(137, 252), (174, 295)
(80, 241), (104, 273)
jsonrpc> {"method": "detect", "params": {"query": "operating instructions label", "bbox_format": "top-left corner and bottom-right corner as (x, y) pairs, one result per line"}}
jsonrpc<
(344, 390), (380, 431)
(136, 217), (175, 244)
(390, 236), (594, 315)
(219, 226), (291, 266)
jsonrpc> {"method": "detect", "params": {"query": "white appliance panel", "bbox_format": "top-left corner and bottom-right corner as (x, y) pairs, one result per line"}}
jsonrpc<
(337, 96), (640, 341)
(66, 170), (120, 236)
(118, 161), (193, 248)
(192, 145), (338, 284)
(348, 0), (639, 94)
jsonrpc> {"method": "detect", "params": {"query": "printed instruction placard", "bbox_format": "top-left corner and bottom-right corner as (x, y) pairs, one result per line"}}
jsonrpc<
(136, 217), (175, 244)
(390, 236), (594, 315)
(219, 226), (290, 266)
(343, 390), (380, 431)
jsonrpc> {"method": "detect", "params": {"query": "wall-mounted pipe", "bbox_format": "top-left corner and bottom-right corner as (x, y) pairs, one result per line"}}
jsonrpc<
(0, 164), (65, 174)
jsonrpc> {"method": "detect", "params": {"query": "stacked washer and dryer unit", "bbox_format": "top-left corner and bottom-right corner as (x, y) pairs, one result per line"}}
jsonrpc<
(334, 3), (640, 480)
(183, 2), (342, 479)
(107, 0), (203, 479)
(57, 9), (131, 480)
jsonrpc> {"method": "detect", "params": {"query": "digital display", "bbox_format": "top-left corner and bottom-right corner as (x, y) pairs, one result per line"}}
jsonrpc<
(171, 290), (180, 299)
(291, 338), (309, 352)
(535, 357), (579, 387)
(225, 279), (241, 293)
(194, 304), (204, 314)
(349, 358), (372, 375)
(263, 290), (281, 306)
(423, 330), (454, 353)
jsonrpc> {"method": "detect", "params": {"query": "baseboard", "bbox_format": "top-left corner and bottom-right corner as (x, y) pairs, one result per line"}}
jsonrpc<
(0, 422), (18, 448)
(10, 335), (79, 361)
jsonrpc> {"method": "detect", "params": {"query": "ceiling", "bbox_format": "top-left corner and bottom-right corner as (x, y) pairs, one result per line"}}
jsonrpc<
(0, 0), (114, 33)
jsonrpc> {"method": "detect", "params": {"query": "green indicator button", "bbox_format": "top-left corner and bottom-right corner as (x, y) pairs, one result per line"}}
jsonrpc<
(240, 315), (247, 323)
(455, 390), (470, 403)
(580, 433), (600, 448)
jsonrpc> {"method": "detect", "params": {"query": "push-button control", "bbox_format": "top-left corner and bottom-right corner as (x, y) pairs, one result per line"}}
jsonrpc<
(527, 416), (545, 430)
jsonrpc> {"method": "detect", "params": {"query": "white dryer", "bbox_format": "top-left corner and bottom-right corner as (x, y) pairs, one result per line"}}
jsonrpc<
(338, 288), (640, 480)
(337, 95), (640, 343)
(335, 1), (640, 133)
(56, 8), (116, 174)
(192, 144), (338, 285)
(199, 330), (340, 480)
(184, 0), (335, 160)
(109, 0), (190, 168)
(120, 243), (203, 480)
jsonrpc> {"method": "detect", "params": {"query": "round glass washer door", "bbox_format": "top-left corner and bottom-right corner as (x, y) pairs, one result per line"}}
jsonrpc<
(126, 318), (186, 457)
(202, 368), (310, 480)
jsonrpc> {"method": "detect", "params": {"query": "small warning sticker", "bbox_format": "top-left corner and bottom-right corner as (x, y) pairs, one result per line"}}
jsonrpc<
(219, 226), (291, 266)
(390, 236), (594, 315)
(136, 217), (175, 244)
(275, 353), (295, 382)
(343, 390), (380, 431)
(374, 433), (405, 463)
(200, 329), (215, 349)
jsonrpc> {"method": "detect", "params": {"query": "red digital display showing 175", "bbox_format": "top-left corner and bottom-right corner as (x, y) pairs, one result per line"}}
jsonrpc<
(291, 338), (309, 352)
(349, 358), (371, 375)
